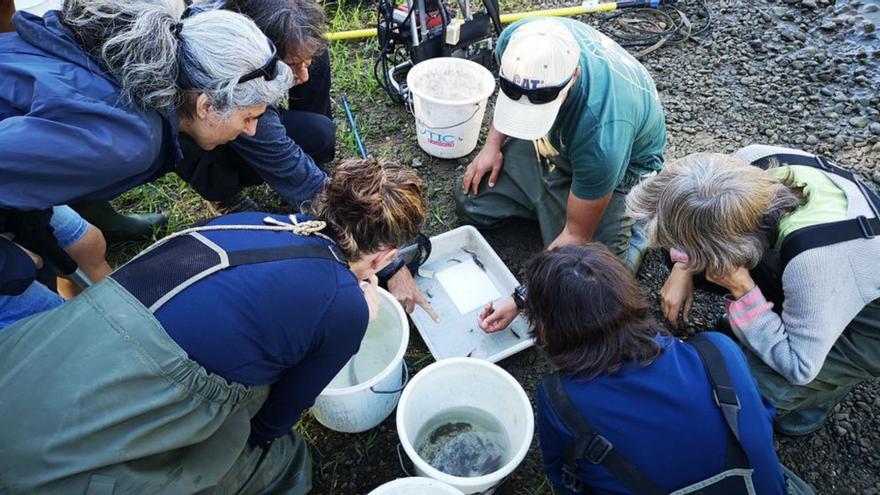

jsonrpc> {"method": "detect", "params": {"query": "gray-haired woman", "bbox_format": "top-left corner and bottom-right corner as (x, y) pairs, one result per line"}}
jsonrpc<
(627, 144), (880, 436)
(0, 0), (293, 325)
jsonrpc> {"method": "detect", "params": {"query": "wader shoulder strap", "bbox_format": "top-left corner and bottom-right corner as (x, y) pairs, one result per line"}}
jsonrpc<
(750, 153), (880, 269)
(542, 373), (666, 495)
(113, 231), (347, 313)
(687, 334), (751, 470)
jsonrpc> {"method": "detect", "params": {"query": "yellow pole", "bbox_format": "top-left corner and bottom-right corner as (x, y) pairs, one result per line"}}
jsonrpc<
(324, 2), (619, 41)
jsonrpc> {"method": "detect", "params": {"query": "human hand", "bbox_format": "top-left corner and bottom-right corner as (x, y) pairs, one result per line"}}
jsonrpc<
(387, 267), (439, 322)
(462, 146), (504, 195)
(478, 296), (518, 333)
(661, 263), (694, 328)
(360, 275), (380, 322)
(706, 266), (755, 300)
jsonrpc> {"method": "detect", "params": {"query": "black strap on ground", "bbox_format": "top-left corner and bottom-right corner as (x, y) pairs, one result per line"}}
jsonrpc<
(687, 334), (751, 470)
(750, 152), (880, 268)
(226, 243), (347, 267)
(542, 373), (666, 495)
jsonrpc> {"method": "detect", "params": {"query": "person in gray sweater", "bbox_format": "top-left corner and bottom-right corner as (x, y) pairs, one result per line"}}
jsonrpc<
(626, 144), (880, 436)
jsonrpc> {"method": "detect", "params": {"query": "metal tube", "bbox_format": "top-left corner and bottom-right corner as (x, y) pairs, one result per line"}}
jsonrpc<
(324, 1), (621, 41)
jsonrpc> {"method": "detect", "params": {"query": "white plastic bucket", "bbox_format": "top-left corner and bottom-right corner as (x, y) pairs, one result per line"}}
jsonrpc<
(406, 57), (496, 159)
(368, 477), (464, 495)
(396, 358), (534, 494)
(14, 0), (61, 15)
(312, 288), (409, 433)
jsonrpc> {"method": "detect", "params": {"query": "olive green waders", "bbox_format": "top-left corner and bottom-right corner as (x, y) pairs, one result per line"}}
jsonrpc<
(455, 139), (648, 271)
(747, 299), (880, 436)
(0, 278), (311, 494)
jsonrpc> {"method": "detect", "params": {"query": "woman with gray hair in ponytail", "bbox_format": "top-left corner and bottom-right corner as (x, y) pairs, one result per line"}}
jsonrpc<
(0, 0), (293, 327)
(626, 144), (880, 438)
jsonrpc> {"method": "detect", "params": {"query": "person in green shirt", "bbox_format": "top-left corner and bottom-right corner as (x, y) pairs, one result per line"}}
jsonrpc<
(456, 17), (666, 274)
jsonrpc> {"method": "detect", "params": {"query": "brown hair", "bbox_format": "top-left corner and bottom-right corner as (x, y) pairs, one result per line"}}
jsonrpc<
(523, 244), (665, 378)
(224, 0), (327, 60)
(308, 158), (427, 259)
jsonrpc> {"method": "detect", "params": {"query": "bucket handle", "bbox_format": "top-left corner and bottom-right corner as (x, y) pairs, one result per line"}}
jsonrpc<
(396, 442), (414, 477)
(370, 359), (410, 395)
(408, 99), (483, 131)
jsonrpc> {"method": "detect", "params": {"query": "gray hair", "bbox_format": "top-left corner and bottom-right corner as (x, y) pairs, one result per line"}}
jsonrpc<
(626, 153), (806, 276)
(61, 0), (294, 114)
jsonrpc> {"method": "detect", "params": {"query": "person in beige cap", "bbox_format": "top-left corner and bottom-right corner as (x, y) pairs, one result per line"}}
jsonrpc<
(457, 17), (666, 291)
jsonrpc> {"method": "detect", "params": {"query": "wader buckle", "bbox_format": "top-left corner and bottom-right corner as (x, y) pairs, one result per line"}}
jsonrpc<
(857, 215), (876, 239)
(713, 385), (741, 410)
(584, 434), (613, 464)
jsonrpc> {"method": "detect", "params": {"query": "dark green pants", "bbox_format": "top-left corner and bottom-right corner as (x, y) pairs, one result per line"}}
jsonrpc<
(747, 299), (880, 422)
(455, 139), (647, 270)
(0, 279), (311, 494)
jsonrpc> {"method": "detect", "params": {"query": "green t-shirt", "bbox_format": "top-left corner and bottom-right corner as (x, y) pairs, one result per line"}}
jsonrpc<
(770, 166), (848, 247)
(496, 18), (667, 200)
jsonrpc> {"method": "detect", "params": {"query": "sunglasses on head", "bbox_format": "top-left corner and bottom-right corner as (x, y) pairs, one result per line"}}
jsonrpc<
(239, 38), (280, 84)
(498, 74), (573, 104)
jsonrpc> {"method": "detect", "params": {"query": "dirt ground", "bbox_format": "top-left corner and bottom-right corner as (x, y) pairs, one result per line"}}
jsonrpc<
(108, 0), (880, 492)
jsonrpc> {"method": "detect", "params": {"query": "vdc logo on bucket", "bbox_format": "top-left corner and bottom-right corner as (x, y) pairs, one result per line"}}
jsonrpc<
(416, 119), (459, 148)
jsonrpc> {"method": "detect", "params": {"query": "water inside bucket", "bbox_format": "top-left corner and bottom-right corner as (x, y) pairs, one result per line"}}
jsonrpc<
(415, 406), (510, 478)
(328, 303), (400, 388)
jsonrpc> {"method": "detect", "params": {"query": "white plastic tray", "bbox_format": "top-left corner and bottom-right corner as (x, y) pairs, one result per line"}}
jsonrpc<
(409, 226), (534, 362)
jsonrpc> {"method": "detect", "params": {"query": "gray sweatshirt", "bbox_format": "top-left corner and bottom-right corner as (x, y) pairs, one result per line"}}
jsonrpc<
(725, 146), (880, 385)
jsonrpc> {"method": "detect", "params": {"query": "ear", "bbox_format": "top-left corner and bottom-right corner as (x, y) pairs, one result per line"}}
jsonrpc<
(370, 247), (399, 271)
(195, 93), (211, 120)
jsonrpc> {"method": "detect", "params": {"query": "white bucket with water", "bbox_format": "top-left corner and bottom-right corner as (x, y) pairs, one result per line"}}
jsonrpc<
(368, 477), (464, 495)
(312, 288), (409, 433)
(396, 358), (534, 494)
(406, 57), (496, 159)
(14, 0), (61, 15)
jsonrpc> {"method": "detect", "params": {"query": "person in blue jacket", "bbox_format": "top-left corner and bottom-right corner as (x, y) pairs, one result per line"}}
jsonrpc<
(0, 158), (428, 494)
(0, 0), (294, 327)
(499, 244), (814, 494)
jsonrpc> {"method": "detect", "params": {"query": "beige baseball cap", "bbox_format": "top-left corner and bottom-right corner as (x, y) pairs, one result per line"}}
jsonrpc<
(493, 19), (580, 140)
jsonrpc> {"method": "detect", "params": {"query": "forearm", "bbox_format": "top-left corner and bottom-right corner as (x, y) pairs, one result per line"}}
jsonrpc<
(484, 125), (507, 151)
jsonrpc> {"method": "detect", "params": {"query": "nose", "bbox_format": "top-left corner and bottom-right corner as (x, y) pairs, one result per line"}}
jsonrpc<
(296, 65), (310, 85)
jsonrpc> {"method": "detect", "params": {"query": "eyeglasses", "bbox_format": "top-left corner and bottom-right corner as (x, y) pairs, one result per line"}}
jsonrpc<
(498, 74), (573, 104)
(239, 38), (280, 84)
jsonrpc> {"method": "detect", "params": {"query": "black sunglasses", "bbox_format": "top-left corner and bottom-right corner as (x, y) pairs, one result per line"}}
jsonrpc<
(498, 74), (573, 104)
(239, 38), (280, 84)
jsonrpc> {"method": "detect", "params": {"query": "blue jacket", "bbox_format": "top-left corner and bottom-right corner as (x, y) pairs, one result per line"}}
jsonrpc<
(0, 11), (180, 212)
(537, 333), (788, 495)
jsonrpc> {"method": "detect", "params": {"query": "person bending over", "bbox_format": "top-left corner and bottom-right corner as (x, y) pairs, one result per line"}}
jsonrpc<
(0, 0), (293, 326)
(0, 158), (427, 494)
(626, 145), (880, 436)
(521, 244), (812, 495)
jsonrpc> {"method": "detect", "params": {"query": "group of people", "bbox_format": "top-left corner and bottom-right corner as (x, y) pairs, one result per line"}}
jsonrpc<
(0, 1), (878, 494)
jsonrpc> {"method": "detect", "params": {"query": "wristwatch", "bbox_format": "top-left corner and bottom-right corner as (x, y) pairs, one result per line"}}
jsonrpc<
(512, 284), (527, 311)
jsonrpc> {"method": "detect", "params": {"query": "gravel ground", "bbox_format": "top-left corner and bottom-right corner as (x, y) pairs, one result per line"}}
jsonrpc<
(304, 0), (880, 492)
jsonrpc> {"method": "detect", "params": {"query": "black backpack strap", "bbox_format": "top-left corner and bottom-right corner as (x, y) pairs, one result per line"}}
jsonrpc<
(687, 334), (751, 470)
(750, 152), (880, 268)
(542, 373), (666, 495)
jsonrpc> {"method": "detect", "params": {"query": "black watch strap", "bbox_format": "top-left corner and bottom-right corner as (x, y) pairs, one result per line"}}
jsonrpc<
(512, 284), (527, 311)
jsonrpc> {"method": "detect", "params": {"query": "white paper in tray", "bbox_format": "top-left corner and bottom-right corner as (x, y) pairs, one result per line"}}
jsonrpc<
(434, 259), (501, 314)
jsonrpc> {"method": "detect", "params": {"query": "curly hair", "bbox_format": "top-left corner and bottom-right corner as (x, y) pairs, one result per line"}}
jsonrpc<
(308, 159), (427, 259)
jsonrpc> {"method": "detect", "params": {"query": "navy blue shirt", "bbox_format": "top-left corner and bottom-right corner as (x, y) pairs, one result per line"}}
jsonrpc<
(154, 213), (368, 444)
(537, 333), (787, 495)
(230, 107), (328, 207)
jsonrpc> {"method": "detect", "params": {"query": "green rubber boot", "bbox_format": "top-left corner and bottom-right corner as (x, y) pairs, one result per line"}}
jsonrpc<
(206, 193), (260, 216)
(71, 200), (167, 243)
(774, 406), (832, 437)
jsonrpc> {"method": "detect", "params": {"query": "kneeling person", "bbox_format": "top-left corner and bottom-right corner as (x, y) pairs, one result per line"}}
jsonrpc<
(0, 159), (427, 494)
(521, 245), (812, 494)
(457, 18), (666, 271)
